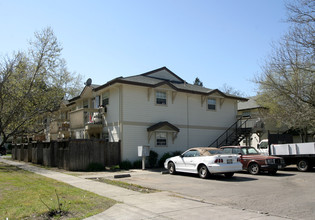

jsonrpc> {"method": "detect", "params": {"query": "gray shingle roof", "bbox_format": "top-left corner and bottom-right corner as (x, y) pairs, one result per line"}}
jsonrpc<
(71, 67), (248, 102)
(238, 97), (261, 110)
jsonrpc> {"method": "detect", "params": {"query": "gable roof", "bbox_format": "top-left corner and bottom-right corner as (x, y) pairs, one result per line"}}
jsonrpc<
(70, 67), (248, 104)
(147, 121), (180, 132)
(141, 67), (185, 83)
(68, 84), (101, 102)
(238, 97), (262, 110)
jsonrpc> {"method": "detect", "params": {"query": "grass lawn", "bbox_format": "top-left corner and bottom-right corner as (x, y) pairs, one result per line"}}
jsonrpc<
(0, 162), (116, 219)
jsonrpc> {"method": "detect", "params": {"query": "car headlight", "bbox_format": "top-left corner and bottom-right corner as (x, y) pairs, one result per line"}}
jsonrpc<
(265, 159), (275, 164)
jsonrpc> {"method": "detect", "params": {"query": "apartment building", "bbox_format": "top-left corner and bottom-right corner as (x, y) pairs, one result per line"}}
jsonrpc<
(53, 67), (247, 162)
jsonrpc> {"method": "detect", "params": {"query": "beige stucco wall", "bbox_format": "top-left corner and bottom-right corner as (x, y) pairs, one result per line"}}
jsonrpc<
(100, 86), (121, 142)
(120, 84), (238, 162)
(67, 83), (240, 162)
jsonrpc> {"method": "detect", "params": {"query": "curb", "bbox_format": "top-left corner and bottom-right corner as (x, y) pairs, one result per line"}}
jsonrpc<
(114, 174), (131, 178)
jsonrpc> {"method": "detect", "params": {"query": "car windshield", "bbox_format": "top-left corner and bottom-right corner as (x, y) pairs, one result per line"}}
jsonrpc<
(259, 142), (268, 149)
(241, 147), (260, 155)
(208, 149), (224, 155)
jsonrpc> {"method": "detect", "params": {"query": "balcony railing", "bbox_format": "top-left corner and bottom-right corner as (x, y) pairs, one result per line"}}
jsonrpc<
(70, 108), (103, 129)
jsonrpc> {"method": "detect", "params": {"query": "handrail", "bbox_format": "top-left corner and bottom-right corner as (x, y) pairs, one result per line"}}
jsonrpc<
(209, 118), (250, 148)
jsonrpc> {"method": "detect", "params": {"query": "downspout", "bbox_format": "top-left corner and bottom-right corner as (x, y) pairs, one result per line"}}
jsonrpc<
(187, 95), (189, 147)
(119, 85), (123, 161)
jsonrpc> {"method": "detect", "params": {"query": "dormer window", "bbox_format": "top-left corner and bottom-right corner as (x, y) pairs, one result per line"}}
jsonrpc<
(156, 91), (167, 105)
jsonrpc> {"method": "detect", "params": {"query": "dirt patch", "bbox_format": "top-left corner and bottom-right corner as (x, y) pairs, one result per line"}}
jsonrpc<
(93, 178), (159, 193)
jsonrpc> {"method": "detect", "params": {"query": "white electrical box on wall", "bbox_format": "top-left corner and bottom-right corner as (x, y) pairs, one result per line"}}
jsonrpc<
(138, 145), (150, 157)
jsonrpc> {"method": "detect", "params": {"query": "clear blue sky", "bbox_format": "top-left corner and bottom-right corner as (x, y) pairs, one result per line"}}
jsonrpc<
(0, 0), (291, 97)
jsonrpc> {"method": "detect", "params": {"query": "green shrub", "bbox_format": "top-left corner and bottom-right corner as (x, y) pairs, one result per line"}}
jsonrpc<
(119, 160), (133, 170)
(171, 151), (182, 156)
(148, 150), (158, 168)
(158, 152), (172, 168)
(86, 163), (105, 171)
(133, 160), (142, 169)
(157, 151), (183, 168)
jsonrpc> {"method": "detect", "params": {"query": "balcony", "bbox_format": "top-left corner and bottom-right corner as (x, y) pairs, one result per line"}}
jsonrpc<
(50, 120), (71, 140)
(70, 108), (103, 130)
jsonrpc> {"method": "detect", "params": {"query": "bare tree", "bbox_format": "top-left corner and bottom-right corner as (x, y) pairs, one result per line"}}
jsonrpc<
(0, 27), (82, 147)
(220, 83), (245, 97)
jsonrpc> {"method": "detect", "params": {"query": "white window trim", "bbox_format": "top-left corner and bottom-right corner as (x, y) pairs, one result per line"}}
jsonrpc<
(155, 132), (168, 147)
(207, 98), (217, 111)
(102, 91), (110, 106)
(155, 90), (168, 106)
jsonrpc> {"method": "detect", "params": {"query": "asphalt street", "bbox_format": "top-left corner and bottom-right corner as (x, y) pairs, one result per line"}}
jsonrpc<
(104, 167), (315, 220)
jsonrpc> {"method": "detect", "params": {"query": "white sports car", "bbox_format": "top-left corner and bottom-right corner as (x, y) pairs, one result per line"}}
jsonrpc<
(164, 147), (242, 178)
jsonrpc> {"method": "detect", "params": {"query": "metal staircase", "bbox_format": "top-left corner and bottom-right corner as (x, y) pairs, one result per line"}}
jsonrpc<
(209, 118), (252, 148)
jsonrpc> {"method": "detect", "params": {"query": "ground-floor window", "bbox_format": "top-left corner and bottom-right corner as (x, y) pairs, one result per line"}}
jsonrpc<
(156, 132), (167, 147)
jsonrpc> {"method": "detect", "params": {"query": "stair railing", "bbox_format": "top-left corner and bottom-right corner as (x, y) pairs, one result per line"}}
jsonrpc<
(209, 118), (250, 148)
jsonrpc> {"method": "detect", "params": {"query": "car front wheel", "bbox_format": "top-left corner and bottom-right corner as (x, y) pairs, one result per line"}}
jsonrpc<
(248, 163), (260, 175)
(168, 162), (176, 175)
(198, 165), (210, 179)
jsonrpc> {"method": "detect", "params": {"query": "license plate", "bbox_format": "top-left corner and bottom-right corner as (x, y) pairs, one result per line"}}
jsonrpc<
(278, 165), (282, 169)
(227, 159), (232, 164)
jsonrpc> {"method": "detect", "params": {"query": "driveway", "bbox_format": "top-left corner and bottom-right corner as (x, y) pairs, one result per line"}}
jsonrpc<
(107, 167), (315, 220)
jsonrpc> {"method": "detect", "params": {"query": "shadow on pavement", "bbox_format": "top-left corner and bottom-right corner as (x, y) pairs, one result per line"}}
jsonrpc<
(169, 172), (258, 182)
(282, 167), (315, 172)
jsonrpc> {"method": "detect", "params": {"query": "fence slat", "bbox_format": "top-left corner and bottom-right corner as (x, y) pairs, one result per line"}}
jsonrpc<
(12, 140), (120, 171)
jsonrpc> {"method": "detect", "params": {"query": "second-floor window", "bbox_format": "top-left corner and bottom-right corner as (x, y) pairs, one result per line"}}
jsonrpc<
(102, 92), (109, 106)
(92, 96), (100, 108)
(83, 100), (89, 109)
(156, 91), (167, 105)
(207, 98), (216, 110)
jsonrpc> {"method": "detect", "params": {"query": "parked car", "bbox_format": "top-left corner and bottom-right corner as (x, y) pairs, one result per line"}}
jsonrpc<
(220, 146), (285, 175)
(164, 147), (242, 179)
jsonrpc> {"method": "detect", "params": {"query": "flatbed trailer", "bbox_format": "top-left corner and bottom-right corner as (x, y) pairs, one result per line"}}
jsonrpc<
(270, 142), (315, 171)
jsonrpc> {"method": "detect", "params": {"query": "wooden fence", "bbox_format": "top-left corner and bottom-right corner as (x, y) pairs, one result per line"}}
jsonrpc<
(11, 140), (120, 171)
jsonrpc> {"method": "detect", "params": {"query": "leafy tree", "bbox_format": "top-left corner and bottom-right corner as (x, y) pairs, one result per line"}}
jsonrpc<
(193, 77), (203, 86)
(0, 27), (82, 147)
(255, 0), (315, 141)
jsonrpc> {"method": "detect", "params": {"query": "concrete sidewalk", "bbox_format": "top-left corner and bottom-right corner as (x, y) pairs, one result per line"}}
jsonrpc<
(0, 158), (290, 220)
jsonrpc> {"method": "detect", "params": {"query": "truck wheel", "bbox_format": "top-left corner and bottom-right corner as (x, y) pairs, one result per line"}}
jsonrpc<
(248, 163), (260, 175)
(297, 159), (309, 172)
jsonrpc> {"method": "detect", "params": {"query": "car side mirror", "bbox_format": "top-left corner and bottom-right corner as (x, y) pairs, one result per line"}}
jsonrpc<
(257, 144), (260, 149)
